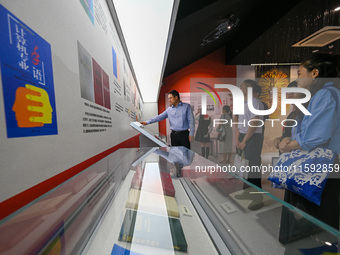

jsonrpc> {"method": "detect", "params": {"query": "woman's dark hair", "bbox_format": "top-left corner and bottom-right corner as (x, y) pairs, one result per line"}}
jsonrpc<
(169, 90), (180, 99)
(300, 53), (340, 97)
(223, 105), (232, 118)
(288, 80), (297, 88)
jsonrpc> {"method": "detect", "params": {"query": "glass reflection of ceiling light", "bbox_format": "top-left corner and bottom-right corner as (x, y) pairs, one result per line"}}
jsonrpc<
(201, 14), (240, 47)
(325, 241), (332, 246)
(334, 6), (340, 11)
(132, 162), (174, 253)
(113, 0), (177, 103)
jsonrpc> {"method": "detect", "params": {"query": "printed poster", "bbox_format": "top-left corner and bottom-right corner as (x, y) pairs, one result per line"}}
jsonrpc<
(102, 70), (110, 109)
(0, 4), (58, 138)
(92, 58), (104, 107)
(112, 46), (118, 79)
(78, 41), (94, 102)
(256, 66), (290, 119)
(77, 42), (111, 110)
(80, 0), (94, 24)
(91, 58), (111, 109)
(112, 46), (122, 99)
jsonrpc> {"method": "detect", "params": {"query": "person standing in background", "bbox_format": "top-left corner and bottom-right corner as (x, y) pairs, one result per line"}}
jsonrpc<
(250, 83), (267, 166)
(233, 80), (264, 211)
(234, 79), (264, 189)
(140, 90), (195, 149)
(194, 108), (213, 158)
(218, 105), (233, 164)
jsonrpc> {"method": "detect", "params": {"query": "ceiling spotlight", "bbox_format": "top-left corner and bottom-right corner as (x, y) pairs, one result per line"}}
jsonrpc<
(312, 49), (319, 53)
(201, 14), (240, 47)
(334, 6), (340, 11)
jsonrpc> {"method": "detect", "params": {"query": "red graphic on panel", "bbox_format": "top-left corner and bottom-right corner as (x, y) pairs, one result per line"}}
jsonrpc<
(31, 46), (40, 65)
(102, 70), (110, 109)
(92, 58), (104, 107)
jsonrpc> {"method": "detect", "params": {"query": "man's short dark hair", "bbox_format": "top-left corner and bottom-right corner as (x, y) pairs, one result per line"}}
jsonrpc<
(243, 79), (261, 96)
(252, 83), (262, 96)
(243, 79), (257, 88)
(169, 90), (180, 99)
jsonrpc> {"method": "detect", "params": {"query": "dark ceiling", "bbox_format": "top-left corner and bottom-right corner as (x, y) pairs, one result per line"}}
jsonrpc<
(163, 0), (340, 77)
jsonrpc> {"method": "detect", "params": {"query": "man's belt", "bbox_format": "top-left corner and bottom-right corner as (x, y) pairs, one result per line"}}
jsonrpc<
(172, 130), (188, 134)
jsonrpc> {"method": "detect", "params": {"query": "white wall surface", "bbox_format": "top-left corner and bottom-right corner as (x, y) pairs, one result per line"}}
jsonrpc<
(0, 0), (142, 201)
(141, 102), (159, 134)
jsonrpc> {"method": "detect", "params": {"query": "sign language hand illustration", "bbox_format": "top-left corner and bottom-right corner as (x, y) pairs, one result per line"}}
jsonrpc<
(12, 84), (53, 127)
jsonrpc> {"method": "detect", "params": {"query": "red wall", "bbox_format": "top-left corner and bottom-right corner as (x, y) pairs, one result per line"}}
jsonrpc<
(158, 47), (237, 134)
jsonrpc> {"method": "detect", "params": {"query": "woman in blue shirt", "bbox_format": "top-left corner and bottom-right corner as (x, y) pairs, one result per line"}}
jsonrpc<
(278, 54), (340, 243)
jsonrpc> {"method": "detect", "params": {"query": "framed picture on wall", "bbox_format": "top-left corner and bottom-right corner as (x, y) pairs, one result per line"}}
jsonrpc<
(207, 104), (214, 111)
(255, 66), (290, 119)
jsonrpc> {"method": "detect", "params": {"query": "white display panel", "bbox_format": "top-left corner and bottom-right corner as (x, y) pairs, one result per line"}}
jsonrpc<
(0, 0), (143, 202)
(130, 121), (168, 147)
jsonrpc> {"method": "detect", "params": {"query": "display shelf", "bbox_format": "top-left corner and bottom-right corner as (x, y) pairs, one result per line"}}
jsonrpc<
(1, 147), (340, 255)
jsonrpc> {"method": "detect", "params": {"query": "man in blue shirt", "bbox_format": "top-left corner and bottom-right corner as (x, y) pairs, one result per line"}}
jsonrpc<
(140, 90), (195, 149)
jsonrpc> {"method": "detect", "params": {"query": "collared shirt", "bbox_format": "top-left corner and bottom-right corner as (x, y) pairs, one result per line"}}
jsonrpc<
(147, 101), (195, 136)
(238, 97), (264, 134)
(295, 82), (340, 153)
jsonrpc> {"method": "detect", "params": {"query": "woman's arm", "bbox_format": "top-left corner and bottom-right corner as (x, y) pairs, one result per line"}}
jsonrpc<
(295, 89), (337, 151)
(274, 136), (282, 149)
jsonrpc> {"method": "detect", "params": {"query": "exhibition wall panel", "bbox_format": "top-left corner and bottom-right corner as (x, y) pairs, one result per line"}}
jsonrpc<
(0, 0), (142, 218)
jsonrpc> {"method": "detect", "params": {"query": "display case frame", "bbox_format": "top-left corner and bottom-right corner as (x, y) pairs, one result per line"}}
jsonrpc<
(1, 147), (340, 255)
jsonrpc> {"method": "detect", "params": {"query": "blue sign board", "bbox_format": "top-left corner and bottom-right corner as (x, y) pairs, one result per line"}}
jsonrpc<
(0, 4), (58, 138)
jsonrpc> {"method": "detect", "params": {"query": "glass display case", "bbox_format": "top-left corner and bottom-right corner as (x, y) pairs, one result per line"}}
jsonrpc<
(1, 147), (340, 255)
